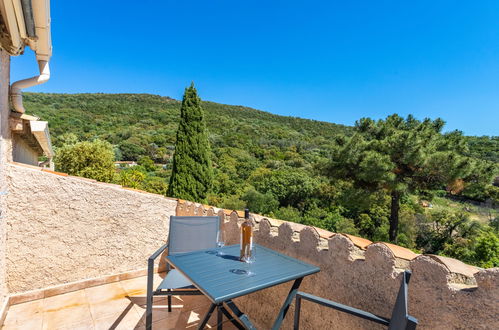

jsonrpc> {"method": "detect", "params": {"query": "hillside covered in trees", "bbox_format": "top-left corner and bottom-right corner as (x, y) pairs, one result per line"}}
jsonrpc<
(24, 92), (498, 267)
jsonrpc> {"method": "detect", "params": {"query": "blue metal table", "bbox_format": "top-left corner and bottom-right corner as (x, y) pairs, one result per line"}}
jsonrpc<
(165, 244), (320, 330)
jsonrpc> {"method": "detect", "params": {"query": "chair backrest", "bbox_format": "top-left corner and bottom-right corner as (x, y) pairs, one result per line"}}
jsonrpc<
(167, 216), (220, 255)
(388, 271), (418, 330)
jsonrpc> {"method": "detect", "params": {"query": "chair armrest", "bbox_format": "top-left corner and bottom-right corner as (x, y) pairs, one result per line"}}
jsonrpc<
(147, 243), (169, 298)
(148, 243), (169, 263)
(147, 243), (169, 280)
(296, 291), (390, 326)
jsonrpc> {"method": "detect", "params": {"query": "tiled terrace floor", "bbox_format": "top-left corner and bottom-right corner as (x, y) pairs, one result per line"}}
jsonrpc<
(2, 273), (238, 329)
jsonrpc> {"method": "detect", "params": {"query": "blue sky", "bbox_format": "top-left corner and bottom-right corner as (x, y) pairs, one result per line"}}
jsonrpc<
(11, 1), (499, 136)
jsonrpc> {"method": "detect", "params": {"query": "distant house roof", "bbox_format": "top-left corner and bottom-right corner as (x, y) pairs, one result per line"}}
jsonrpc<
(114, 161), (137, 165)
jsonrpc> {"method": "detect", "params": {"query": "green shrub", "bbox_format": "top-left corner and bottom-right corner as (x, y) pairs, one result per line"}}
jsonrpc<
(55, 139), (115, 182)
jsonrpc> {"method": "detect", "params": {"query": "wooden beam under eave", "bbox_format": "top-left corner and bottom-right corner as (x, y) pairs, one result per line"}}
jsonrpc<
(9, 117), (24, 132)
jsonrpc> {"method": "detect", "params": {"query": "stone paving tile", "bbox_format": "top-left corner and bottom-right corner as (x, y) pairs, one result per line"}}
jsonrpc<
(1, 274), (244, 330)
(93, 306), (143, 330)
(42, 290), (89, 311)
(42, 290), (94, 329)
(85, 282), (128, 305)
(85, 282), (132, 321)
(42, 306), (94, 329)
(134, 299), (185, 325)
(120, 273), (165, 297)
(2, 314), (43, 330)
(89, 298), (134, 322)
(2, 299), (44, 327)
(146, 304), (218, 329)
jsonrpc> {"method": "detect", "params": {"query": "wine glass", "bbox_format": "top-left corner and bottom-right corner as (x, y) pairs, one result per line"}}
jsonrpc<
(216, 229), (225, 256)
(241, 248), (256, 276)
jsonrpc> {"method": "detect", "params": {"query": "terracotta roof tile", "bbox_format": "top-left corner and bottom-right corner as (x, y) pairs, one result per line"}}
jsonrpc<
(341, 234), (372, 249)
(428, 255), (480, 277)
(286, 222), (306, 232)
(314, 227), (335, 239)
(41, 169), (68, 177)
(122, 187), (158, 196)
(95, 181), (122, 188)
(236, 210), (245, 218)
(267, 218), (285, 227)
(223, 209), (234, 216)
(381, 242), (418, 260)
(251, 214), (265, 223)
(68, 175), (97, 183)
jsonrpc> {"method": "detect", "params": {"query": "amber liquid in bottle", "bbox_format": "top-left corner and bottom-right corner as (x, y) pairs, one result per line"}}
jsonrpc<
(240, 209), (253, 260)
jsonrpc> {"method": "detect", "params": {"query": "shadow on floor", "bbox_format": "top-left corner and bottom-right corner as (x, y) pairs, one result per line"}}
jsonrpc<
(107, 294), (225, 329)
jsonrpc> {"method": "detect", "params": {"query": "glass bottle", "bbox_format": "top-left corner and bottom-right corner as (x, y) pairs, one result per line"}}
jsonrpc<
(240, 208), (254, 261)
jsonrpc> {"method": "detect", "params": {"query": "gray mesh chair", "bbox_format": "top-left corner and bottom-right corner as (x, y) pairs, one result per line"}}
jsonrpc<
(146, 216), (220, 329)
(293, 271), (418, 329)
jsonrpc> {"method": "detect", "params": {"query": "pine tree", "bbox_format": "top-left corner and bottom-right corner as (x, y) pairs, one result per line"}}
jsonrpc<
(167, 83), (213, 202)
(326, 114), (494, 242)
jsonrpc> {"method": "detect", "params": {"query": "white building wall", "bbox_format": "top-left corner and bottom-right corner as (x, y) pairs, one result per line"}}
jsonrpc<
(0, 48), (11, 316)
(12, 135), (39, 166)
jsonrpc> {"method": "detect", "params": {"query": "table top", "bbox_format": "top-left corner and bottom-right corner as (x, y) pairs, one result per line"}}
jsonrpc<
(165, 244), (320, 304)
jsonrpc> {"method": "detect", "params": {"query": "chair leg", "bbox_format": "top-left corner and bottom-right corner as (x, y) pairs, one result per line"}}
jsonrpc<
(294, 295), (301, 330)
(146, 293), (153, 329)
(168, 289), (172, 312)
(146, 279), (154, 329)
(146, 258), (155, 329)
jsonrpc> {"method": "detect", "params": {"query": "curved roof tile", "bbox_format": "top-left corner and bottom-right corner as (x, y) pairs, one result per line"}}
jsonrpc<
(380, 242), (418, 260)
(341, 234), (372, 249)
(428, 255), (480, 277)
(223, 209), (234, 216)
(314, 227), (335, 239)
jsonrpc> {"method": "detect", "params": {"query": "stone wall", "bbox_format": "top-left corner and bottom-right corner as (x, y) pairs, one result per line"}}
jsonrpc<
(178, 201), (499, 329)
(0, 49), (11, 311)
(5, 163), (177, 293)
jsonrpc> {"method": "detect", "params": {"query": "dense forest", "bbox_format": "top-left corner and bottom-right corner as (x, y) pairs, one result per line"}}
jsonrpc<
(24, 92), (499, 267)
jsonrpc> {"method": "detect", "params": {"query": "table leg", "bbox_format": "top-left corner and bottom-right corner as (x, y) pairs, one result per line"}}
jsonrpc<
(271, 277), (303, 330)
(217, 304), (223, 330)
(198, 303), (217, 330)
(224, 300), (256, 330)
(219, 304), (246, 330)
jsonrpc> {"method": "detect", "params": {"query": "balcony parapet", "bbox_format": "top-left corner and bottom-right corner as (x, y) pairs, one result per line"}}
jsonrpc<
(176, 199), (498, 328)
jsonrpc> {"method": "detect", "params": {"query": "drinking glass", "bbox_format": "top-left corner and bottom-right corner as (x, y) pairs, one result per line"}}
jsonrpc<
(241, 247), (256, 276)
(216, 229), (225, 256)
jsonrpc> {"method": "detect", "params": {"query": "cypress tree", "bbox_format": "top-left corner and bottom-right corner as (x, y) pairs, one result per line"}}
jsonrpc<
(167, 83), (213, 202)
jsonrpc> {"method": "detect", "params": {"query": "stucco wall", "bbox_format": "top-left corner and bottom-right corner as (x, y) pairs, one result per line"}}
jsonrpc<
(0, 49), (11, 310)
(3, 152), (497, 328)
(178, 201), (499, 329)
(5, 163), (177, 293)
